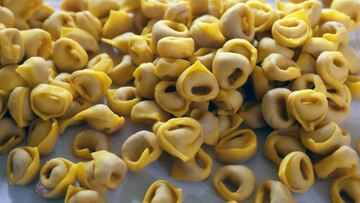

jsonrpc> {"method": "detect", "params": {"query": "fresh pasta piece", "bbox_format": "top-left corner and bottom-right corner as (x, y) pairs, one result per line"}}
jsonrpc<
(256, 37), (295, 63)
(213, 165), (255, 202)
(30, 84), (73, 121)
(59, 104), (125, 134)
(338, 43), (360, 74)
(215, 89), (243, 115)
(246, 0), (278, 32)
(302, 37), (338, 58)
(151, 20), (189, 48)
(331, 174), (360, 203)
(157, 117), (203, 162)
(0, 118), (25, 154)
(219, 3), (255, 41)
(0, 6), (15, 28)
(141, 19), (157, 36)
(72, 129), (109, 160)
(60, 27), (99, 55)
(133, 62), (160, 99)
(36, 158), (77, 198)
(61, 97), (92, 119)
(215, 129), (257, 164)
(331, 0), (360, 30)
(103, 10), (133, 39)
(28, 118), (59, 156)
(130, 100), (169, 125)
(295, 53), (316, 74)
(314, 146), (358, 179)
(0, 28), (24, 66)
(291, 73), (327, 94)
(287, 89), (328, 132)
(20, 29), (53, 59)
(87, 53), (113, 74)
(346, 75), (360, 99)
(129, 35), (155, 66)
(278, 151), (314, 193)
(52, 38), (88, 72)
(64, 185), (106, 203)
(315, 21), (348, 45)
(141, 0), (169, 19)
(2, 0), (42, 20)
(157, 37), (195, 59)
(102, 32), (135, 54)
(278, 0), (322, 27)
(238, 102), (266, 129)
(109, 55), (137, 85)
(74, 11), (102, 41)
(154, 57), (190, 80)
(190, 15), (225, 48)
(222, 38), (257, 68)
(251, 66), (272, 101)
(106, 87), (140, 116)
(218, 114), (243, 138)
(190, 109), (219, 145)
(87, 0), (119, 22)
(7, 87), (34, 127)
(176, 61), (219, 102)
(261, 53), (301, 82)
(190, 48), (216, 70)
(171, 148), (212, 182)
(69, 69), (111, 102)
(143, 180), (182, 203)
(326, 85), (352, 125)
(15, 57), (50, 87)
(261, 88), (295, 129)
(28, 3), (55, 29)
(7, 147), (40, 186)
(43, 12), (75, 40)
(254, 180), (296, 203)
(264, 127), (305, 166)
(77, 150), (128, 191)
(121, 130), (162, 171)
(320, 8), (353, 30)
(0, 90), (8, 119)
(300, 121), (351, 155)
(164, 1), (192, 26)
(60, 0), (88, 12)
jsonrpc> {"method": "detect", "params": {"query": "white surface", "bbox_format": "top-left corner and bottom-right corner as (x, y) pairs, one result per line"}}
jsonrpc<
(1, 1), (360, 203)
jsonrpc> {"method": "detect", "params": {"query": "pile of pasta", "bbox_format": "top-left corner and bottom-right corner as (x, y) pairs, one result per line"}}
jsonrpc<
(1, 0), (360, 202)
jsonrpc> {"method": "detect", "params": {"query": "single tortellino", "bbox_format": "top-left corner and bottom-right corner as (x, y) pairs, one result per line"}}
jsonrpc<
(103, 10), (133, 39)
(278, 0), (322, 26)
(339, 43), (360, 74)
(264, 127), (305, 166)
(215, 129), (257, 164)
(256, 37), (295, 63)
(157, 117), (203, 162)
(109, 55), (137, 85)
(316, 51), (349, 88)
(60, 0), (88, 12)
(7, 87), (34, 127)
(213, 165), (255, 202)
(87, 53), (113, 74)
(300, 121), (351, 155)
(151, 20), (189, 48)
(87, 0), (119, 22)
(278, 151), (314, 193)
(287, 89), (328, 132)
(77, 150), (128, 192)
(129, 35), (155, 66)
(43, 12), (75, 40)
(191, 48), (216, 70)
(189, 15), (225, 48)
(64, 185), (106, 203)
(36, 158), (77, 199)
(154, 57), (190, 80)
(262, 53), (301, 82)
(7, 146), (40, 187)
(254, 180), (296, 203)
(52, 38), (88, 73)
(15, 57), (50, 87)
(296, 53), (316, 74)
(106, 87), (140, 116)
(291, 73), (327, 94)
(157, 37), (195, 59)
(222, 38), (257, 68)
(331, 174), (360, 203)
(315, 21), (348, 45)
(130, 100), (169, 125)
(314, 146), (358, 179)
(164, 1), (192, 26)
(133, 63), (160, 99)
(219, 3), (255, 41)
(0, 28), (25, 66)
(72, 129), (109, 160)
(0, 118), (25, 154)
(190, 109), (220, 146)
(28, 3), (55, 29)
(272, 10), (311, 48)
(171, 148), (212, 182)
(74, 11), (102, 41)
(49, 72), (77, 97)
(319, 8), (353, 30)
(246, 0), (278, 32)
(121, 130), (162, 171)
(326, 85), (352, 125)
(212, 50), (252, 90)
(177, 61), (219, 102)
(0, 6), (15, 28)
(215, 89), (243, 115)
(238, 102), (266, 129)
(30, 84), (73, 121)
(2, 0), (42, 20)
(331, 0), (360, 30)
(102, 32), (135, 54)
(60, 27), (99, 56)
(251, 66), (272, 101)
(346, 75), (360, 99)
(59, 104), (125, 134)
(302, 37), (338, 58)
(0, 90), (8, 119)
(69, 69), (111, 102)
(141, 0), (169, 19)
(28, 118), (59, 156)
(218, 114), (243, 138)
(261, 88), (296, 129)
(20, 29), (53, 59)
(155, 81), (190, 117)
(143, 180), (182, 203)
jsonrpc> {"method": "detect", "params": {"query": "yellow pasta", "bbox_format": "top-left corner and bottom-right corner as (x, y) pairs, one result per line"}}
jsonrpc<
(141, 0), (169, 19)
(215, 89), (243, 115)
(102, 10), (133, 39)
(60, 27), (99, 55)
(326, 84), (352, 125)
(320, 8), (353, 30)
(102, 32), (135, 54)
(164, 1), (192, 26)
(61, 97), (92, 119)
(295, 52), (316, 74)
(190, 48), (216, 70)
(8, 87), (34, 127)
(0, 6), (15, 28)
(291, 73), (327, 94)
(251, 66), (272, 101)
(346, 75), (360, 99)
(246, 0), (278, 32)
(28, 118), (59, 156)
(339, 43), (360, 74)
(129, 35), (155, 66)
(254, 180), (296, 203)
(0, 118), (25, 154)
(151, 20), (189, 48)
(190, 109), (220, 145)
(218, 114), (243, 138)
(315, 21), (348, 45)
(154, 57), (191, 80)
(331, 174), (360, 203)
(302, 37), (338, 58)
(64, 185), (106, 203)
(43, 12), (76, 40)
(87, 0), (119, 22)
(15, 57), (50, 87)
(331, 0), (360, 30)
(106, 86), (140, 116)
(28, 3), (55, 29)
(72, 129), (109, 160)
(143, 180), (182, 203)
(109, 55), (137, 85)
(261, 53), (301, 82)
(60, 0), (88, 12)
(238, 102), (266, 129)
(0, 28), (24, 66)
(2, 0), (42, 20)
(157, 36), (195, 59)
(222, 38), (257, 68)
(130, 100), (169, 125)
(74, 11), (102, 41)
(256, 37), (295, 63)
(20, 29), (53, 59)
(87, 53), (113, 74)
(133, 62), (160, 99)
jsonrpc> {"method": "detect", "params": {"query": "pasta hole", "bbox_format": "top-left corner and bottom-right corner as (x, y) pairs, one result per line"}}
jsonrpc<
(191, 86), (211, 95)
(328, 88), (337, 94)
(340, 190), (355, 203)
(208, 102), (218, 112)
(194, 154), (206, 169)
(222, 177), (240, 193)
(333, 58), (344, 67)
(44, 167), (54, 179)
(262, 186), (271, 203)
(276, 97), (289, 121)
(300, 159), (308, 180)
(228, 68), (243, 85)
(280, 20), (299, 28)
(306, 82), (315, 89)
(300, 97), (320, 105)
(242, 17), (251, 35)
(0, 136), (12, 146)
(165, 85), (177, 93)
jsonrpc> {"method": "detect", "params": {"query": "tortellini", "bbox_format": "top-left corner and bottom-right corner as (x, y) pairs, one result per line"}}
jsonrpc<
(151, 20), (189, 48)
(157, 36), (195, 59)
(74, 11), (102, 41)
(278, 151), (314, 193)
(316, 51), (349, 87)
(156, 117), (203, 162)
(0, 6), (15, 28)
(246, 0), (277, 33)
(0, 90), (8, 119)
(256, 37), (295, 63)
(64, 185), (106, 203)
(215, 129), (257, 164)
(2, 0), (42, 20)
(190, 109), (220, 145)
(7, 147), (40, 186)
(315, 21), (348, 45)
(60, 27), (99, 55)
(238, 102), (266, 129)
(218, 114), (243, 138)
(143, 180), (182, 203)
(254, 180), (296, 203)
(0, 28), (24, 66)
(20, 29), (53, 59)
(60, 0), (88, 12)
(189, 15), (225, 48)
(154, 57), (191, 80)
(213, 165), (255, 202)
(331, 174), (360, 203)
(7, 87), (34, 127)
(346, 75), (360, 99)
(102, 32), (135, 54)
(59, 104), (125, 134)
(43, 12), (76, 40)
(109, 55), (136, 85)
(87, 0), (119, 22)
(0, 118), (26, 154)
(296, 53), (316, 74)
(130, 100), (169, 125)
(291, 73), (327, 93)
(338, 43), (360, 74)
(28, 118), (59, 156)
(16, 57), (50, 87)
(72, 129), (109, 160)
(261, 53), (301, 82)
(164, 1), (192, 26)
(129, 35), (155, 66)
(102, 10), (133, 39)
(106, 86), (140, 116)
(331, 0), (360, 30)
(121, 130), (162, 171)
(87, 53), (113, 74)
(133, 62), (160, 99)
(215, 89), (243, 115)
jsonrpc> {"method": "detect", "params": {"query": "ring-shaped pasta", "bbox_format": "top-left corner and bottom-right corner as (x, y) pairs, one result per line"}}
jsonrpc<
(129, 35), (155, 66)
(130, 100), (169, 125)
(331, 0), (360, 30)
(28, 3), (55, 29)
(141, 0), (168, 19)
(0, 118), (25, 154)
(331, 174), (360, 203)
(102, 10), (133, 39)
(190, 109), (220, 146)
(256, 37), (295, 63)
(143, 180), (182, 203)
(43, 12), (75, 40)
(254, 180), (296, 203)
(151, 20), (189, 48)
(339, 44), (360, 74)
(223, 38), (257, 68)
(64, 185), (106, 203)
(315, 21), (348, 45)
(246, 0), (278, 32)
(28, 118), (59, 156)
(218, 114), (244, 138)
(215, 129), (257, 164)
(154, 57), (190, 80)
(191, 48), (216, 70)
(8, 87), (34, 127)
(87, 53), (113, 74)
(279, 0), (322, 27)
(157, 117), (203, 162)
(0, 28), (24, 66)
(121, 130), (162, 171)
(20, 29), (53, 59)
(214, 89), (243, 115)
(61, 98), (92, 119)
(15, 57), (51, 88)
(49, 73), (77, 97)
(251, 66), (272, 101)
(74, 11), (102, 41)
(106, 87), (140, 116)
(346, 75), (360, 99)
(109, 55), (137, 85)
(278, 151), (314, 193)
(261, 53), (301, 82)
(72, 130), (109, 160)
(0, 65), (26, 92)
(302, 37), (338, 58)
(7, 147), (40, 186)
(164, 1), (192, 26)
(291, 73), (327, 94)
(213, 165), (255, 202)
(325, 84), (352, 125)
(157, 36), (195, 59)
(239, 102), (266, 129)
(296, 52), (316, 74)
(60, 27), (99, 56)
(134, 62), (160, 99)
(2, 0), (42, 20)
(87, 0), (119, 22)
(0, 6), (15, 28)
